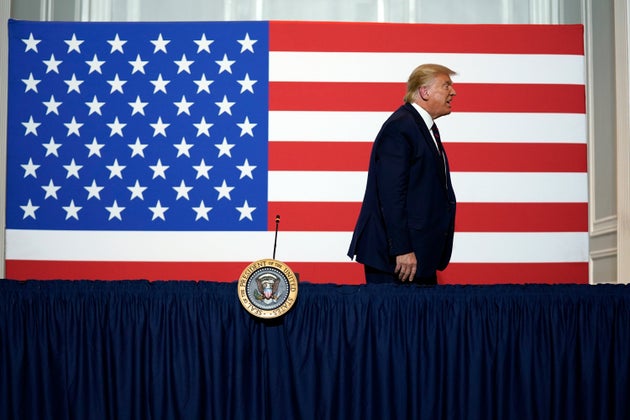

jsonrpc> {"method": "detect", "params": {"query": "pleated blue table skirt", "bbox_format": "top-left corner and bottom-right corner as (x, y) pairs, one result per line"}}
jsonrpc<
(1, 280), (629, 420)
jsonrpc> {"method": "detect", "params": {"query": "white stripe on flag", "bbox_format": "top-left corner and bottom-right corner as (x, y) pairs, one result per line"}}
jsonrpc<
(451, 232), (589, 263)
(267, 171), (588, 203)
(6, 230), (588, 263)
(269, 112), (587, 143)
(270, 52), (585, 84)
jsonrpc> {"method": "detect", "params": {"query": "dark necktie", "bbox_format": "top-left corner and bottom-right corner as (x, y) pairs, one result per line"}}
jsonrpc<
(430, 123), (443, 155)
(431, 123), (448, 190)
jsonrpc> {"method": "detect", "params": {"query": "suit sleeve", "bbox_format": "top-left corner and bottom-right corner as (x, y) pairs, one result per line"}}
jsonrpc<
(373, 120), (415, 257)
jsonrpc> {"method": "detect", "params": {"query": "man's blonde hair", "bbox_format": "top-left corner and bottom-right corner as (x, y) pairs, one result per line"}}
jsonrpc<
(403, 64), (457, 103)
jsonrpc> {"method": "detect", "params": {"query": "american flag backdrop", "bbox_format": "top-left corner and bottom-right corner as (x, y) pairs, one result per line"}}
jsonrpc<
(5, 20), (588, 284)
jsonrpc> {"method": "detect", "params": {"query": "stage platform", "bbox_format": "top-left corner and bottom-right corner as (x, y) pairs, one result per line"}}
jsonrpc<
(1, 280), (629, 419)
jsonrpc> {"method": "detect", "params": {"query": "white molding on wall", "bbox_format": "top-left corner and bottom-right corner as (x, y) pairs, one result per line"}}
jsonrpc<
(590, 216), (618, 285)
(377, 0), (386, 22)
(531, 0), (560, 23)
(41, 0), (53, 20)
(408, 0), (417, 23)
(591, 215), (618, 237)
(589, 247), (618, 283)
(590, 247), (618, 260)
(77, 0), (113, 21)
(615, 0), (630, 284)
(584, 0), (599, 284)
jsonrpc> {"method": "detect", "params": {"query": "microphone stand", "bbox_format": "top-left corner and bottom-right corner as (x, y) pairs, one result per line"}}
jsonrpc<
(272, 215), (280, 260)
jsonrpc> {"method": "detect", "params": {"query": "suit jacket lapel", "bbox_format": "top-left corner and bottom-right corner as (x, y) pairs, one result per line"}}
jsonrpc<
(403, 103), (449, 188)
(403, 103), (441, 159)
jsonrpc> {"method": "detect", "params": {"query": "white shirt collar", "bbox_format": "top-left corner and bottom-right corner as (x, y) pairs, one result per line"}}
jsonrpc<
(410, 102), (434, 131)
(410, 102), (439, 150)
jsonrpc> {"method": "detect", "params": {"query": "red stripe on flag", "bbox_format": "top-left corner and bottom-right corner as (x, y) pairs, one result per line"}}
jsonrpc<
(269, 82), (586, 113)
(268, 202), (588, 232)
(268, 202), (361, 231)
(5, 260), (247, 282)
(453, 84), (585, 113)
(278, 262), (365, 284)
(270, 82), (404, 112)
(270, 21), (584, 55)
(4, 260), (365, 285)
(439, 262), (588, 284)
(6, 261), (588, 285)
(454, 202), (588, 232)
(446, 143), (587, 172)
(269, 142), (372, 171)
(269, 142), (587, 172)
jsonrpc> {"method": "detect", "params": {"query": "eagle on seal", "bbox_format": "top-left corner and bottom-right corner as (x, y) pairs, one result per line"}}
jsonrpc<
(254, 273), (281, 301)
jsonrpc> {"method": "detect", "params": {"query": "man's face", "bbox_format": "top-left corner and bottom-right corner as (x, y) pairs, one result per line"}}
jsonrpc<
(421, 73), (456, 119)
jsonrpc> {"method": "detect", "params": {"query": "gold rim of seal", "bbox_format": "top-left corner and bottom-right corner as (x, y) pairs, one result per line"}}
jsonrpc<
(238, 258), (299, 319)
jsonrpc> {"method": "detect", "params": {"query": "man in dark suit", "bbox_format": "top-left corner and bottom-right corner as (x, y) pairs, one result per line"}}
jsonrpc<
(347, 64), (457, 285)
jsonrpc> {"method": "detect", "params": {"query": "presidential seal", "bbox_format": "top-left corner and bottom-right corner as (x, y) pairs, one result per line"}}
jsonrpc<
(238, 259), (298, 319)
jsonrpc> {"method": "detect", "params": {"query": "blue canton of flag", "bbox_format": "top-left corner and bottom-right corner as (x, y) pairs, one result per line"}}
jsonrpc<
(7, 20), (269, 231)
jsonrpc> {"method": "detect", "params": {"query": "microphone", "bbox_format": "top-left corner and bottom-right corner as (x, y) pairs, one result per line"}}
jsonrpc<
(272, 214), (280, 260)
(271, 214), (299, 281)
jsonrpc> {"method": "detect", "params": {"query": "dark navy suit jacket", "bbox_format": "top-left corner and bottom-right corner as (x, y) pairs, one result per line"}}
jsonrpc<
(348, 103), (457, 278)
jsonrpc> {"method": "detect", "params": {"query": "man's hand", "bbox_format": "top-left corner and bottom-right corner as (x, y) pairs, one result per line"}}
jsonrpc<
(395, 252), (417, 282)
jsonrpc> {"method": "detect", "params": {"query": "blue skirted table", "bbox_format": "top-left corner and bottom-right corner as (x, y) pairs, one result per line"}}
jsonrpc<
(1, 280), (629, 419)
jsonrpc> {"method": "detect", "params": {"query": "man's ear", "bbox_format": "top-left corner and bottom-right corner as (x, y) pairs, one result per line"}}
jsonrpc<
(418, 86), (429, 100)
